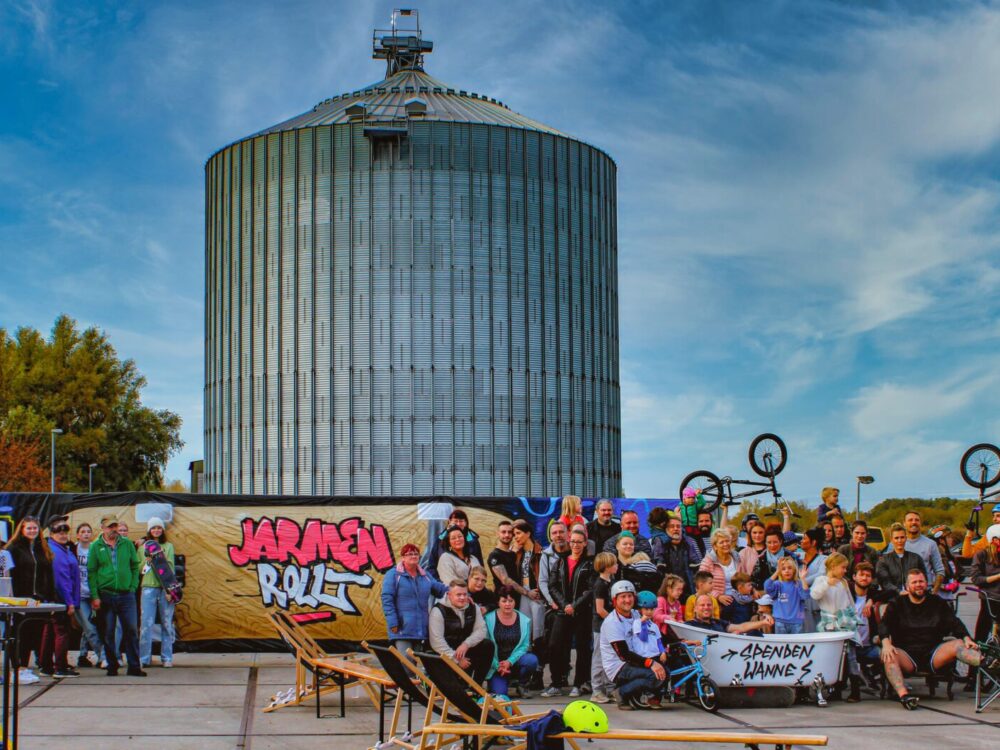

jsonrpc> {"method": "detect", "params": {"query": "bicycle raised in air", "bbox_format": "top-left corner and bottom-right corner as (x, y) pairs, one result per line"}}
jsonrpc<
(960, 442), (1000, 534)
(679, 433), (797, 517)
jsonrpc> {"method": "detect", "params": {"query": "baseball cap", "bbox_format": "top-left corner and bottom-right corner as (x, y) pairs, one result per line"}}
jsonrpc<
(782, 531), (799, 547)
(100, 515), (120, 527)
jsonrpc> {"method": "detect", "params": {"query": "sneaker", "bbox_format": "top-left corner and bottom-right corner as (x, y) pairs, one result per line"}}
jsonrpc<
(39, 669), (54, 678)
(161, 661), (173, 668)
(17, 669), (39, 685)
(616, 696), (635, 711)
(54, 669), (80, 678)
(99, 659), (108, 669)
(644, 695), (665, 710)
(540, 686), (565, 698)
(591, 691), (611, 704)
(580, 682), (592, 694)
(126, 669), (148, 677)
(568, 686), (582, 698)
(900, 694), (919, 711)
(630, 694), (649, 710)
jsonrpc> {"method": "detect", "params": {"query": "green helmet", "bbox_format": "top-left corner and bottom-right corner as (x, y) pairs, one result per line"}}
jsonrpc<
(563, 700), (609, 734)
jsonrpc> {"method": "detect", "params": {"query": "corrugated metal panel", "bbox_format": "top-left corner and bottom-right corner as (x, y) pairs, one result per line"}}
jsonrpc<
(206, 110), (621, 495)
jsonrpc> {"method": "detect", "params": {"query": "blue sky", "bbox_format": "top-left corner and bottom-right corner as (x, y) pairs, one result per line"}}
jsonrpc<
(2, 0), (999, 507)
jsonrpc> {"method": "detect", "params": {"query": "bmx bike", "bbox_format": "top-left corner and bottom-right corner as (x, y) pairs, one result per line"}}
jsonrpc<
(679, 433), (796, 517)
(959, 443), (1000, 534)
(664, 634), (720, 712)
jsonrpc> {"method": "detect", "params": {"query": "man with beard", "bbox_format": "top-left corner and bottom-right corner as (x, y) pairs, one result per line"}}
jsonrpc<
(690, 510), (715, 558)
(587, 500), (621, 554)
(602, 510), (653, 557)
(487, 520), (518, 591)
(661, 515), (699, 596)
(880, 568), (982, 710)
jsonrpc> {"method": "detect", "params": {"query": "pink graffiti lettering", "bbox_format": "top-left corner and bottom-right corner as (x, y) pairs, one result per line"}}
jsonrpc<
(228, 516), (395, 573)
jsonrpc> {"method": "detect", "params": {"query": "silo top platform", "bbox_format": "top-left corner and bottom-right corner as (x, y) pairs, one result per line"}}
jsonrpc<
(251, 67), (567, 139)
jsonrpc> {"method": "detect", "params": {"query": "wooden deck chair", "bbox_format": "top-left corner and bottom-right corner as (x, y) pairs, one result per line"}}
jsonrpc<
(265, 611), (394, 727)
(416, 722), (828, 750)
(362, 642), (467, 750)
(410, 650), (551, 750)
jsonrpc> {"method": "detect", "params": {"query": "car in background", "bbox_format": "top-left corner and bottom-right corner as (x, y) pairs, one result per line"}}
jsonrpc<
(865, 525), (887, 552)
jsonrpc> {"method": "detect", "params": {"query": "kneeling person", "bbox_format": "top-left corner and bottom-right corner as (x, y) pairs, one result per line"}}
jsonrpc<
(599, 581), (667, 710)
(429, 580), (496, 685)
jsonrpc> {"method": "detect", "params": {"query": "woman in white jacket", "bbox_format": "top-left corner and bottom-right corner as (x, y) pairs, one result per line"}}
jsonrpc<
(810, 552), (862, 701)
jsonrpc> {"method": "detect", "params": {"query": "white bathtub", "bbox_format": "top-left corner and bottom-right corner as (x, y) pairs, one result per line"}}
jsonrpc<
(668, 621), (852, 688)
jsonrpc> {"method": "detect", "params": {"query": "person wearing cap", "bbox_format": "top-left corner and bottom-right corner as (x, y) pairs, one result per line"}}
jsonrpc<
(88, 515), (143, 676)
(138, 517), (176, 668)
(599, 580), (667, 710)
(678, 487), (705, 537)
(43, 516), (81, 677)
(381, 543), (449, 655)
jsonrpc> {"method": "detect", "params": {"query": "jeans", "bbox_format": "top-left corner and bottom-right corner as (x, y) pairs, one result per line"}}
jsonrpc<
(98, 592), (140, 673)
(390, 639), (426, 658)
(140, 587), (176, 665)
(39, 612), (71, 672)
(591, 631), (612, 695)
(774, 621), (804, 635)
(487, 652), (539, 695)
(548, 614), (592, 688)
(76, 598), (105, 662)
(613, 663), (664, 701)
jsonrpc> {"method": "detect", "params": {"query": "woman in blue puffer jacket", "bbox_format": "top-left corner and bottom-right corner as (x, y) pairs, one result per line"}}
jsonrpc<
(381, 543), (450, 653)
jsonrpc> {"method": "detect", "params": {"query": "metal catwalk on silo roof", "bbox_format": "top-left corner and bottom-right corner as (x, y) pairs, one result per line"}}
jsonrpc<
(204, 9), (622, 497)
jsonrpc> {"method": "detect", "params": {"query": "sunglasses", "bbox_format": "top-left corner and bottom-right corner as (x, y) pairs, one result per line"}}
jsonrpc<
(51, 525), (70, 534)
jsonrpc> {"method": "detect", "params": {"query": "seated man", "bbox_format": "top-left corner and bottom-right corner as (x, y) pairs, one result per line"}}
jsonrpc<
(879, 568), (982, 710)
(599, 580), (667, 710)
(428, 580), (496, 686)
(686, 593), (773, 635)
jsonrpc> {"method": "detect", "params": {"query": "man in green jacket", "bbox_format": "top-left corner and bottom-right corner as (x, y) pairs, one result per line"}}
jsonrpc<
(88, 516), (144, 676)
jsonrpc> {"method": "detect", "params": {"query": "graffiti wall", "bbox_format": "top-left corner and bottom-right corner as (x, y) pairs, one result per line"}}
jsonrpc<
(0, 493), (676, 646)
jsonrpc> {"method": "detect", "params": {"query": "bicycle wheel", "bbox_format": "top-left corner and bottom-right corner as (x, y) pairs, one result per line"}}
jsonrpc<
(749, 433), (787, 478)
(696, 675), (719, 712)
(961, 443), (1000, 489)
(679, 470), (725, 514)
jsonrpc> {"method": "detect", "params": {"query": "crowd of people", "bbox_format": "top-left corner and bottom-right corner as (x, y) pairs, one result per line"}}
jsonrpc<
(1, 514), (177, 684)
(381, 493), (1000, 711)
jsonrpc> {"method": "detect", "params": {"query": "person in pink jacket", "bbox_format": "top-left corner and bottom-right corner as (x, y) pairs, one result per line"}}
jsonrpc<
(698, 530), (738, 607)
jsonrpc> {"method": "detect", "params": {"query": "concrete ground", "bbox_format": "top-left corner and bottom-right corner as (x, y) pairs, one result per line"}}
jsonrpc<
(13, 651), (998, 750)
(13, 596), (1000, 749)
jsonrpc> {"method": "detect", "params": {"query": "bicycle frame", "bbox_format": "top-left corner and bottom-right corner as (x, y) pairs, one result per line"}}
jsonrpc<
(718, 472), (796, 517)
(666, 636), (715, 696)
(968, 484), (1000, 536)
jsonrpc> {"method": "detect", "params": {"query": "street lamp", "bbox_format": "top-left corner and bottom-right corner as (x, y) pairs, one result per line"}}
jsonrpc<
(50, 428), (64, 493)
(89, 463), (98, 493)
(856, 475), (874, 520)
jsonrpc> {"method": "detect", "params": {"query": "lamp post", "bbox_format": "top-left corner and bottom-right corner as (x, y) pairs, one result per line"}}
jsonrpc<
(856, 475), (874, 520)
(89, 463), (98, 493)
(50, 428), (64, 493)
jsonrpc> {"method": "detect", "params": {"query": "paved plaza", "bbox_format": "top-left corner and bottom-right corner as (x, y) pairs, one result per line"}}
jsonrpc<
(11, 650), (996, 750)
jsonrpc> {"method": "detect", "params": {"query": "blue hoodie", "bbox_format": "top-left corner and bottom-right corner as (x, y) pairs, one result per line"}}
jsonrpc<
(381, 561), (449, 641)
(48, 538), (81, 608)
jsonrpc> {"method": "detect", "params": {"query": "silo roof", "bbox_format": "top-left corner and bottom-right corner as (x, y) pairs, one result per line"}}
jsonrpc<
(250, 68), (569, 138)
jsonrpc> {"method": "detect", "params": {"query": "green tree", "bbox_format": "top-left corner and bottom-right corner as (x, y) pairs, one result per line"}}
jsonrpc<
(0, 315), (183, 491)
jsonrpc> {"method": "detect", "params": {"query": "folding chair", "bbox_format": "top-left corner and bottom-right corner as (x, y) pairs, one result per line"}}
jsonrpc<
(266, 611), (394, 726)
(362, 642), (464, 750)
(411, 650), (549, 750)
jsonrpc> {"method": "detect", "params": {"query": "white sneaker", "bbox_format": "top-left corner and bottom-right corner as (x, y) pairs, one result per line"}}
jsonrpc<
(18, 669), (39, 685)
(591, 691), (611, 704)
(568, 686), (582, 698)
(161, 661), (173, 668)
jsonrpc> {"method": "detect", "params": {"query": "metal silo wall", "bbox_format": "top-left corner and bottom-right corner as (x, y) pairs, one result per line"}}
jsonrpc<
(205, 121), (621, 496)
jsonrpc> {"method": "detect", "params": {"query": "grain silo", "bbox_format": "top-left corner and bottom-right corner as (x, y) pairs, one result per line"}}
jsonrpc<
(204, 11), (621, 496)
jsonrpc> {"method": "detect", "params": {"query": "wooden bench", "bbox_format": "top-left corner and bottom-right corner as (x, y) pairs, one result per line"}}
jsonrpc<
(418, 722), (828, 750)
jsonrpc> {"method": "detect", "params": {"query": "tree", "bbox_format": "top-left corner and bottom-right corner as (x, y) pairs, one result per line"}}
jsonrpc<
(0, 315), (184, 491)
(0, 434), (50, 492)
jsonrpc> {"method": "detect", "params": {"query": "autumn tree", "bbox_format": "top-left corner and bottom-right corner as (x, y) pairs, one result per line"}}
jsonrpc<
(0, 434), (50, 492)
(0, 315), (183, 491)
